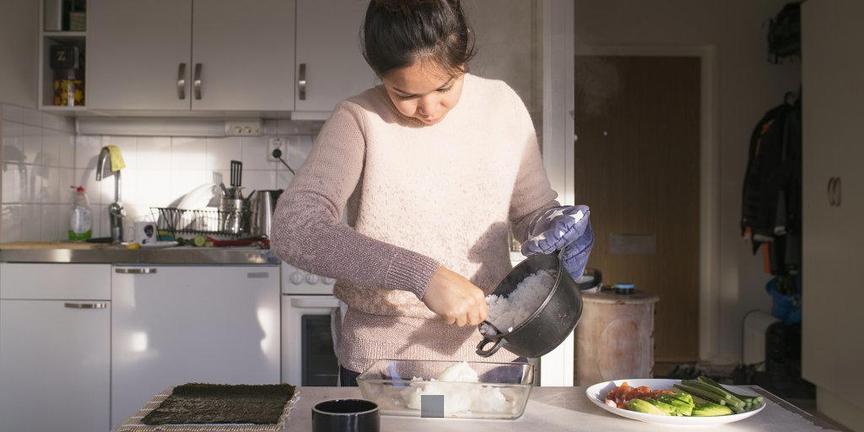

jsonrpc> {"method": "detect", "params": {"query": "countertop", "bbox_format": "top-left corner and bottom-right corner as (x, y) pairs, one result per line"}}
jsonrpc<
(285, 386), (845, 432)
(0, 242), (278, 265)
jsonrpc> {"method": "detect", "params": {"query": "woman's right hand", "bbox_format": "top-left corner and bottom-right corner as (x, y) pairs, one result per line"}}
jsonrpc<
(422, 267), (488, 327)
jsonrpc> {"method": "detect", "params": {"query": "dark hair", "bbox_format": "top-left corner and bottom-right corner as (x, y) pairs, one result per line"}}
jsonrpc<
(362, 0), (475, 77)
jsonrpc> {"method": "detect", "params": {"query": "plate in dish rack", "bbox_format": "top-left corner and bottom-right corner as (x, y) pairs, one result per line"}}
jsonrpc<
(585, 378), (766, 426)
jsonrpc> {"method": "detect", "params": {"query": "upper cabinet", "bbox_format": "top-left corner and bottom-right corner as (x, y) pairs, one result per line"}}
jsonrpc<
(45, 0), (540, 117)
(87, 0), (296, 112)
(294, 0), (376, 114)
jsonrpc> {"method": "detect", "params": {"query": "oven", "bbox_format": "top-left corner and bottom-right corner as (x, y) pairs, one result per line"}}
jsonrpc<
(281, 263), (343, 386)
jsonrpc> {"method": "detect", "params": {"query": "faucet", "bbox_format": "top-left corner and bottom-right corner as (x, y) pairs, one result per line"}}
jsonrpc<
(96, 147), (125, 243)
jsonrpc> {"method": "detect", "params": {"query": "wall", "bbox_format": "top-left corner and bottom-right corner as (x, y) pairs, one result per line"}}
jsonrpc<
(0, 110), (319, 242)
(0, 0), (38, 108)
(572, 0), (801, 364)
(1, 104), (76, 241)
(74, 121), (318, 240)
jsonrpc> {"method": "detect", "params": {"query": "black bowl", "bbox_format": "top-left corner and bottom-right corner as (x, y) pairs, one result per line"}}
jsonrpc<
(312, 399), (379, 432)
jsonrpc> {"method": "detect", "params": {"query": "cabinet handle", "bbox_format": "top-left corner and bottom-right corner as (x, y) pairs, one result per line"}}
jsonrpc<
(835, 176), (842, 207)
(115, 267), (158, 274)
(828, 177), (843, 207)
(177, 63), (187, 100)
(64, 302), (108, 309)
(194, 63), (203, 100)
(298, 63), (307, 100)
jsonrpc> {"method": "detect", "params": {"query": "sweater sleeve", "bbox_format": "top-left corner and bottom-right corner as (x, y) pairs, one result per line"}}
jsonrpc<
(506, 87), (560, 243)
(270, 102), (441, 299)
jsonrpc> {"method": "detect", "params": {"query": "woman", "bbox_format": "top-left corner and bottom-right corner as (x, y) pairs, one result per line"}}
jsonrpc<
(272, 0), (593, 386)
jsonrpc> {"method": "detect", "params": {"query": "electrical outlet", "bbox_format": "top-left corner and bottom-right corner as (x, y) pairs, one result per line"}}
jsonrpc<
(225, 120), (263, 137)
(268, 137), (285, 162)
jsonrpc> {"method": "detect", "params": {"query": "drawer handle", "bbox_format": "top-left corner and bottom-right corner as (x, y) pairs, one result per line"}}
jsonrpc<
(64, 302), (108, 309)
(177, 63), (187, 100)
(298, 63), (307, 100)
(115, 267), (158, 274)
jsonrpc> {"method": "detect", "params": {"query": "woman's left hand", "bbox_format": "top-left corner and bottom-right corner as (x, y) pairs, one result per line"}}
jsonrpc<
(521, 205), (594, 281)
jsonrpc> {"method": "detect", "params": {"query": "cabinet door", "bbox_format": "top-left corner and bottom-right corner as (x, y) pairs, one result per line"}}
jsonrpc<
(111, 266), (280, 428)
(295, 0), (377, 112)
(0, 300), (110, 432)
(192, 0), (295, 111)
(88, 0), (193, 110)
(802, 0), (864, 423)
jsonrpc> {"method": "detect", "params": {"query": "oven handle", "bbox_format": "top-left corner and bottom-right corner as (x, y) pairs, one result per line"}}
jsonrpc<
(290, 297), (341, 309)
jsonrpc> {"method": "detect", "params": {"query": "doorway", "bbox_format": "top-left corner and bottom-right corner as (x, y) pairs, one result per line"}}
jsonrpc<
(573, 55), (701, 363)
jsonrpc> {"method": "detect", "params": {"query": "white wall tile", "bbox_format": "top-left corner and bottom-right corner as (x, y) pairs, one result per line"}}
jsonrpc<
(170, 170), (208, 202)
(75, 135), (103, 170)
(74, 168), (105, 206)
(102, 136), (138, 170)
(59, 131), (76, 168)
(276, 170), (296, 190)
(133, 169), (173, 210)
(3, 121), (42, 165)
(41, 204), (69, 241)
(41, 129), (61, 168)
(137, 137), (172, 170)
(241, 136), (277, 170)
(171, 137), (207, 172)
(39, 165), (61, 204)
(0, 205), (23, 242)
(243, 170), (276, 192)
(2, 164), (42, 204)
(59, 168), (75, 203)
(2, 105), (43, 127)
(93, 204), (109, 238)
(206, 137), (242, 171)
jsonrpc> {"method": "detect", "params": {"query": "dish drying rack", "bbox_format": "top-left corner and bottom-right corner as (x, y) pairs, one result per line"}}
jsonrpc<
(151, 207), (251, 238)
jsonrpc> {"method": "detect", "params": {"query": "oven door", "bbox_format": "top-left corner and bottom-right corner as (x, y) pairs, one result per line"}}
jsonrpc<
(281, 295), (341, 386)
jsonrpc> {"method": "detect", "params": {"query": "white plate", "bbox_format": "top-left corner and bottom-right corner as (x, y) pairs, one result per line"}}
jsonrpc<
(585, 378), (766, 426)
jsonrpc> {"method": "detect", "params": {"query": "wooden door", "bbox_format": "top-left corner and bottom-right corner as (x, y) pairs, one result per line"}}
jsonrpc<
(192, 0), (296, 111)
(88, 0), (193, 110)
(573, 56), (701, 363)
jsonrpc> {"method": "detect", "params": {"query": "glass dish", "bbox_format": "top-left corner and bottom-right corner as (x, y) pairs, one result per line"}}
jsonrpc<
(356, 359), (534, 420)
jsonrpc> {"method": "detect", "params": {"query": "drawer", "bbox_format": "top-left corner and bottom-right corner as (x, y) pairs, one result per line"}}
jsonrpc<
(0, 264), (111, 300)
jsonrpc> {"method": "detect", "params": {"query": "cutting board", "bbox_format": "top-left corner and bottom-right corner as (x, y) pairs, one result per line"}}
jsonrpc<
(0, 242), (108, 250)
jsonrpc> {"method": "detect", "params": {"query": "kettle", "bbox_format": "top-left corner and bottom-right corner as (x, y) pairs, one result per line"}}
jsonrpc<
(250, 190), (283, 238)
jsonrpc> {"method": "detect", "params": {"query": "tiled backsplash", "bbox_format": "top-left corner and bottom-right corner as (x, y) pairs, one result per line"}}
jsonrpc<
(1, 104), (76, 242)
(1, 103), (319, 242)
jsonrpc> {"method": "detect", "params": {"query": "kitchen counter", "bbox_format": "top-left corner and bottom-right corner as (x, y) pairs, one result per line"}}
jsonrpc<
(0, 243), (278, 265)
(285, 386), (846, 432)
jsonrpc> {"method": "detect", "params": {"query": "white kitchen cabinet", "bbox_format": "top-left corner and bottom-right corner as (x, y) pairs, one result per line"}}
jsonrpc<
(294, 0), (377, 114)
(801, 1), (864, 430)
(88, 0), (193, 111)
(111, 265), (281, 428)
(88, 0), (295, 112)
(0, 265), (111, 432)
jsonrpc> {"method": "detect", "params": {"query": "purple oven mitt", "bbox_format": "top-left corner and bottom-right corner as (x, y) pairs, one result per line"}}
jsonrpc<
(521, 205), (594, 282)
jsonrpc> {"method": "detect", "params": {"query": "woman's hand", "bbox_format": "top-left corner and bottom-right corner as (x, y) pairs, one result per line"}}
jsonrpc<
(422, 267), (488, 327)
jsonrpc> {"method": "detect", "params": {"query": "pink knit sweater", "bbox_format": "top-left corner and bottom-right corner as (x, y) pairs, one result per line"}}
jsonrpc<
(271, 74), (558, 372)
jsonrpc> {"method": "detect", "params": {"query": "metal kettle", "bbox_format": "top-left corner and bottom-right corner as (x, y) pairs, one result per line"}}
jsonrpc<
(250, 190), (283, 238)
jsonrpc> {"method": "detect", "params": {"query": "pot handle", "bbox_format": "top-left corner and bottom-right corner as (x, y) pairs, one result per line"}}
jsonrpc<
(476, 321), (505, 357)
(476, 337), (504, 357)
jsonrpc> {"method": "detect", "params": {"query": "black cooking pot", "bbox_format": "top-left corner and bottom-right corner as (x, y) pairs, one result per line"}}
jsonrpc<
(476, 253), (588, 358)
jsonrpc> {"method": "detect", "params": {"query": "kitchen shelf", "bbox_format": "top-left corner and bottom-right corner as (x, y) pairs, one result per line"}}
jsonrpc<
(39, 0), (88, 113)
